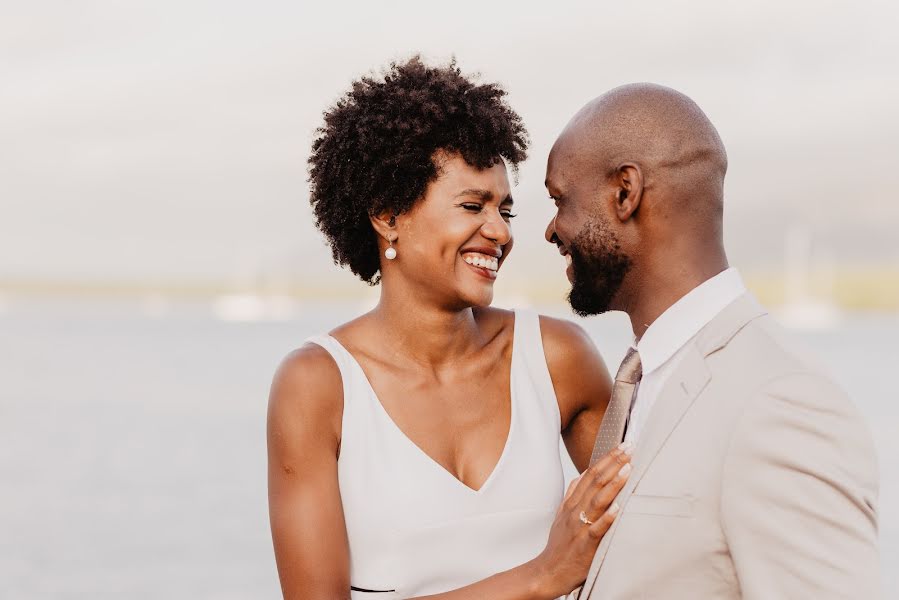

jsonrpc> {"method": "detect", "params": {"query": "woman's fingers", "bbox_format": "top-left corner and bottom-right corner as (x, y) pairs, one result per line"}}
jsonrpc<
(567, 453), (616, 506)
(563, 474), (583, 502)
(582, 461), (631, 523)
(586, 501), (621, 539)
(568, 441), (634, 509)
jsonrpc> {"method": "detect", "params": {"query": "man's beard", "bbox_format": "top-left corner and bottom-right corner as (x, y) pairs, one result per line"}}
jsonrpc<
(566, 218), (632, 317)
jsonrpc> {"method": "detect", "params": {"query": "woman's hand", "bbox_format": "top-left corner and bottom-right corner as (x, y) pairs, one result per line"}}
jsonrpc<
(530, 442), (633, 597)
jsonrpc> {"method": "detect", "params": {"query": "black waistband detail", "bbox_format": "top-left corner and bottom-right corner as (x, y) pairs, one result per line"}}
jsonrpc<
(350, 586), (396, 593)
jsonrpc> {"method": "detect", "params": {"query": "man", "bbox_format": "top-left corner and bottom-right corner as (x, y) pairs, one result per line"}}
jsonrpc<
(545, 83), (880, 598)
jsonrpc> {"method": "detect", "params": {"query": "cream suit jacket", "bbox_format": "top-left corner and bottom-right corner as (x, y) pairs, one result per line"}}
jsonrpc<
(575, 293), (879, 599)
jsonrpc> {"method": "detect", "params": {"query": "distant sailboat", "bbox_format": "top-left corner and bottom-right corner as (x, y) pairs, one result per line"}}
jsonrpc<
(775, 225), (841, 330)
(211, 253), (299, 322)
(212, 292), (297, 322)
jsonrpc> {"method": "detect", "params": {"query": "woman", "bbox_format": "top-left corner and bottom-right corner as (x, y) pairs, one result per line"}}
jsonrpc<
(267, 57), (629, 599)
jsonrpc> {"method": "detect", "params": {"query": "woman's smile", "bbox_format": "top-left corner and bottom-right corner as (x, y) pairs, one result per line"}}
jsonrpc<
(461, 248), (501, 280)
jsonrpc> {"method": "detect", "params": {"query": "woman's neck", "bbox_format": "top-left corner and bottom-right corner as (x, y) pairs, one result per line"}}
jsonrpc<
(370, 285), (485, 371)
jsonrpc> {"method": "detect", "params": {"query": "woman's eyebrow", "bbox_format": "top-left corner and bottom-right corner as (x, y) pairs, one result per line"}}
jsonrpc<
(455, 189), (514, 206)
(454, 188), (493, 200)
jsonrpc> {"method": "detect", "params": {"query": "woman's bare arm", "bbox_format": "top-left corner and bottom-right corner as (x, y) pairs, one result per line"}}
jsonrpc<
(540, 316), (613, 473)
(267, 344), (350, 599)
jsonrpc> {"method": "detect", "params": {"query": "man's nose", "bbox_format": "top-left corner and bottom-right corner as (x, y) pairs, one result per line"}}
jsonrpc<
(545, 216), (557, 244)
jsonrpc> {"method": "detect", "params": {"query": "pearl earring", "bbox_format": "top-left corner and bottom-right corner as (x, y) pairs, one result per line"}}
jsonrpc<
(385, 237), (397, 260)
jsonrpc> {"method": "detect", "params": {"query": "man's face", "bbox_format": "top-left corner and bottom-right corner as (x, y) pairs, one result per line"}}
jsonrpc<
(544, 142), (632, 316)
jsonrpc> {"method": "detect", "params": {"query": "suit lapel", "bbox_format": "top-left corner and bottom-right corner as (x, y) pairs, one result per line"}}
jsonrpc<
(626, 345), (711, 490)
(578, 293), (768, 599)
(578, 345), (710, 598)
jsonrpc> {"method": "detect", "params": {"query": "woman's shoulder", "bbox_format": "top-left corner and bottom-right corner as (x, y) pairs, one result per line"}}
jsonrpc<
(536, 314), (597, 361)
(535, 314), (610, 398)
(274, 342), (342, 386)
(269, 342), (344, 433)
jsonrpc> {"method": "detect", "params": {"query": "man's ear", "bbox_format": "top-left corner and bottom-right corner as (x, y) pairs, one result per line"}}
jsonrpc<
(369, 211), (397, 242)
(613, 163), (644, 222)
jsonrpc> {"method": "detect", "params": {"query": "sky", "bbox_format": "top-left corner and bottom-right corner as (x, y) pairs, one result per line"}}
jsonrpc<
(2, 0), (897, 292)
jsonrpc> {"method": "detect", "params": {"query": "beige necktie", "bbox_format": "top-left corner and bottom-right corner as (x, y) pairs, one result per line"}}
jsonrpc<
(589, 348), (643, 466)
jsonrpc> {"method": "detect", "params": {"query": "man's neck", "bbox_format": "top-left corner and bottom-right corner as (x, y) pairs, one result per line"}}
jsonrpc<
(625, 256), (730, 342)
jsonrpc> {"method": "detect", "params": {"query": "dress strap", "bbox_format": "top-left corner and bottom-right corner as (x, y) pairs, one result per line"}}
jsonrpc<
(303, 335), (368, 446)
(511, 309), (561, 430)
(305, 334), (354, 385)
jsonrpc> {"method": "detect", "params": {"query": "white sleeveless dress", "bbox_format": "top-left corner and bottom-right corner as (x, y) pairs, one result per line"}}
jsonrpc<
(307, 309), (565, 598)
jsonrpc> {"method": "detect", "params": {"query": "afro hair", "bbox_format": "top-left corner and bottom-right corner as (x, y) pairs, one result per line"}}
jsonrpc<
(307, 56), (529, 284)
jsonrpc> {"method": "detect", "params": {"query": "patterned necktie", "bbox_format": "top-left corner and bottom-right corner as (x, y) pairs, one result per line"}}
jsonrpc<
(589, 347), (643, 466)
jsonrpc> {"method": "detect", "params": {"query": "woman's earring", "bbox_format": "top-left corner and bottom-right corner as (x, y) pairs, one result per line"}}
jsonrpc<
(384, 237), (397, 260)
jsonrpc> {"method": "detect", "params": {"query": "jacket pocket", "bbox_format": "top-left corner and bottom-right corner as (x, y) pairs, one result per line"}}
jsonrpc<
(625, 494), (695, 517)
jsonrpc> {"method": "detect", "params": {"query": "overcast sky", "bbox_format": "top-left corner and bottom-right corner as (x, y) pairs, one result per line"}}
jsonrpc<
(2, 0), (897, 290)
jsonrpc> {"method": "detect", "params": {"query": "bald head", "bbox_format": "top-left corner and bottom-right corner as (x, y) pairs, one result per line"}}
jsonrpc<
(552, 83), (728, 214)
(545, 83), (732, 324)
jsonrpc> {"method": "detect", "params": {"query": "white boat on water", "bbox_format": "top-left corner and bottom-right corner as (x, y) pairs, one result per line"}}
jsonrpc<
(212, 292), (298, 322)
(774, 225), (841, 331)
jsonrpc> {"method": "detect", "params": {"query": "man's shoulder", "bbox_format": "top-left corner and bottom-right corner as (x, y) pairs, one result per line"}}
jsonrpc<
(696, 311), (877, 484)
(705, 311), (836, 385)
(698, 312), (871, 435)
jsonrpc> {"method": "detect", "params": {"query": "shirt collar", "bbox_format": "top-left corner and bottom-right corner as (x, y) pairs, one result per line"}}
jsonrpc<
(635, 268), (747, 376)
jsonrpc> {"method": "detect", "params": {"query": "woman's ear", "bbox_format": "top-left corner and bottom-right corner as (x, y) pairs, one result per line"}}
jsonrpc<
(613, 163), (644, 222)
(369, 211), (397, 242)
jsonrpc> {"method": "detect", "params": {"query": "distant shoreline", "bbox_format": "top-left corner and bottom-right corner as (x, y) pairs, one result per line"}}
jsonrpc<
(2, 268), (898, 311)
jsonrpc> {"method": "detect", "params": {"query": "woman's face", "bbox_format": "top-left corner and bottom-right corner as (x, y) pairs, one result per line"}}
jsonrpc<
(390, 153), (515, 309)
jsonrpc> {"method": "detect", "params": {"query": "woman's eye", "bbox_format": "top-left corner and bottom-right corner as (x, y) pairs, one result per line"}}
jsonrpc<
(501, 211), (517, 220)
(462, 204), (482, 212)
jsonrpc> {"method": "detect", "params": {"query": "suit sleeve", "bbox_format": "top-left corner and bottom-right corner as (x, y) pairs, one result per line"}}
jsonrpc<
(720, 373), (880, 599)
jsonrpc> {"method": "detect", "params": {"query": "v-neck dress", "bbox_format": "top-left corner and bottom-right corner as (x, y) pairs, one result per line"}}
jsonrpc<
(306, 309), (565, 598)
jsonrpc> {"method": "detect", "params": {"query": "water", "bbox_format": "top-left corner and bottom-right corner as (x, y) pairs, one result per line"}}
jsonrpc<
(1, 299), (896, 598)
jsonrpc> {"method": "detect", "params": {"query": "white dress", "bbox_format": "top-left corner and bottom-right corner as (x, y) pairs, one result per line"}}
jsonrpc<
(307, 309), (565, 598)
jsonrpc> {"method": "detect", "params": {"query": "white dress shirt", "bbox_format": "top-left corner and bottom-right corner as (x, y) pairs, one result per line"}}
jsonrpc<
(623, 268), (747, 444)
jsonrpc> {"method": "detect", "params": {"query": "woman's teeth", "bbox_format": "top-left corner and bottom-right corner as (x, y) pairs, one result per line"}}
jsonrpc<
(463, 253), (499, 272)
(565, 254), (572, 267)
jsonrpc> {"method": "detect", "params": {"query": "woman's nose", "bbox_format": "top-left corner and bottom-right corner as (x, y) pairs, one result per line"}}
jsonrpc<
(481, 212), (512, 244)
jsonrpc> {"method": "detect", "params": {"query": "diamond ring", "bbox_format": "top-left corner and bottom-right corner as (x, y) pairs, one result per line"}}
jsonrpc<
(579, 510), (593, 525)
